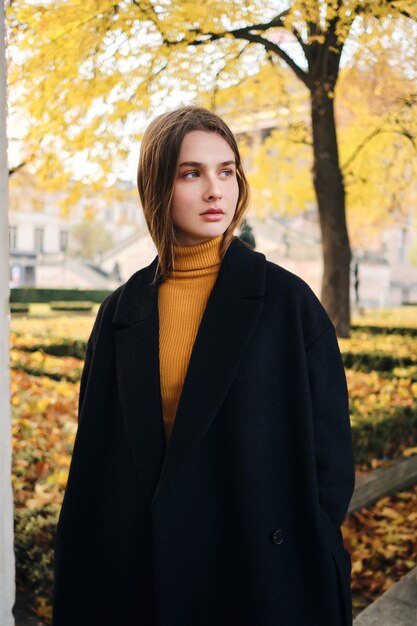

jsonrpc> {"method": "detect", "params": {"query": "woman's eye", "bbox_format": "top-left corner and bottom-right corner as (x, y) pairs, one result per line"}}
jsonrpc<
(182, 169), (234, 179)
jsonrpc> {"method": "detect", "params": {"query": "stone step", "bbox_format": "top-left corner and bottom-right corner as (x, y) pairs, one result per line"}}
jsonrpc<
(353, 566), (417, 625)
(349, 454), (417, 513)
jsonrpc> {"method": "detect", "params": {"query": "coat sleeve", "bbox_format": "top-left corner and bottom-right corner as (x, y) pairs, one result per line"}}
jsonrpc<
(78, 338), (93, 422)
(77, 294), (110, 424)
(307, 324), (355, 528)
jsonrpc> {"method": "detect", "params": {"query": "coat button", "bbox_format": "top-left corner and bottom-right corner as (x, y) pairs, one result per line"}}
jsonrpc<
(271, 529), (284, 545)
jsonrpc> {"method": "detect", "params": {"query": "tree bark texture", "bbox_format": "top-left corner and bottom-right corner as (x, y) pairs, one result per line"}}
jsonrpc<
(311, 85), (351, 338)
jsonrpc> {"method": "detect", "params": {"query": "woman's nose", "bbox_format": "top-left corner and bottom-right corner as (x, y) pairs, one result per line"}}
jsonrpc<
(208, 190), (222, 200)
(205, 178), (222, 201)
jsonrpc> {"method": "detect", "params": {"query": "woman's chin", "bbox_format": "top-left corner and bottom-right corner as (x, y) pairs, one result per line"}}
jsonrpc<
(174, 226), (228, 246)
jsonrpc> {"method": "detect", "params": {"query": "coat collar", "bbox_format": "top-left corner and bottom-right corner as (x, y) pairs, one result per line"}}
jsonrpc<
(111, 236), (266, 507)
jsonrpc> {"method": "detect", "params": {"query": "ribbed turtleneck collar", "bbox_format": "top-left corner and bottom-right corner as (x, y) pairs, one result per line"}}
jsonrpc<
(170, 234), (223, 278)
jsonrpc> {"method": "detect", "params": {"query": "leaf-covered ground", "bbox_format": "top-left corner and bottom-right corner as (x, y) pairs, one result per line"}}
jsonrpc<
(339, 331), (417, 362)
(343, 486), (417, 615)
(11, 316), (95, 342)
(10, 349), (84, 382)
(347, 369), (417, 420)
(11, 370), (78, 510)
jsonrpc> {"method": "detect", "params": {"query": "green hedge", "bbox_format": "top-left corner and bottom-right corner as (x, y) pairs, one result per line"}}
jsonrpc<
(14, 505), (58, 613)
(10, 362), (82, 383)
(10, 288), (111, 304)
(15, 339), (87, 359)
(49, 301), (94, 312)
(342, 351), (416, 372)
(351, 324), (417, 337)
(10, 303), (30, 313)
(351, 406), (417, 466)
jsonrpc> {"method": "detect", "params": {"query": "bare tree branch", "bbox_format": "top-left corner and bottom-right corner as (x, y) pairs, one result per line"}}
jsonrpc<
(210, 44), (250, 110)
(343, 127), (416, 171)
(351, 0), (417, 21)
(228, 29), (309, 87)
(384, 0), (417, 21)
(343, 91), (417, 170)
(8, 160), (29, 177)
(288, 24), (312, 64)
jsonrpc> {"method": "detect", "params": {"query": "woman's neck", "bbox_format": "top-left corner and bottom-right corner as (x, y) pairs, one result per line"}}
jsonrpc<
(170, 235), (223, 276)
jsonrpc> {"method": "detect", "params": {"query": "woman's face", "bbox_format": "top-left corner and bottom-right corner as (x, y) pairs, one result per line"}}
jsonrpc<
(171, 130), (239, 246)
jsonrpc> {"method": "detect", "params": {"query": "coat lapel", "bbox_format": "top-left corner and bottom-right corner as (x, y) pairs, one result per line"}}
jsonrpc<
(111, 237), (266, 505)
(111, 256), (166, 502)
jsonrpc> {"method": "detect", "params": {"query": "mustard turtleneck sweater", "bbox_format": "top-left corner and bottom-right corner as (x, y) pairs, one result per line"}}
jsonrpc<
(158, 234), (223, 443)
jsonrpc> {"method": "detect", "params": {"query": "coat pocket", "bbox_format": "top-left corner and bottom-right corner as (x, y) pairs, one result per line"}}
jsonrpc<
(319, 507), (353, 626)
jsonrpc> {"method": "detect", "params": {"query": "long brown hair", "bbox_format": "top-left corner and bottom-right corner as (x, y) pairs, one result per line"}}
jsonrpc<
(137, 104), (250, 283)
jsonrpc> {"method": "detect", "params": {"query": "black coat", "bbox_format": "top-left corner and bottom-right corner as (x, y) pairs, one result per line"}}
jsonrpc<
(52, 236), (355, 626)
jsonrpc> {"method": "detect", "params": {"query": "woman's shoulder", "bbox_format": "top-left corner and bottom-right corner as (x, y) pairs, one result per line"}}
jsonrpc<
(232, 237), (320, 300)
(231, 238), (333, 345)
(264, 256), (318, 297)
(263, 257), (334, 348)
(88, 260), (158, 344)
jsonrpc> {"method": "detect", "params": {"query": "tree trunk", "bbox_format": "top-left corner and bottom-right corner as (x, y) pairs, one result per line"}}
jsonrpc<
(0, 2), (16, 625)
(311, 85), (351, 338)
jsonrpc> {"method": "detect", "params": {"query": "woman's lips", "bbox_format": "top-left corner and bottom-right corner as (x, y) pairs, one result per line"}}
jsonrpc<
(200, 213), (224, 221)
(200, 208), (225, 221)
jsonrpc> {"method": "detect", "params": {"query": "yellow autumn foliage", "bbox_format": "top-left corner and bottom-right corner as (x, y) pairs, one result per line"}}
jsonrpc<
(7, 1), (417, 208)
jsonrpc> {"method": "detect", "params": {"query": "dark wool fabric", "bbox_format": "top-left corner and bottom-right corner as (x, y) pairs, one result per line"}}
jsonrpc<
(52, 236), (355, 626)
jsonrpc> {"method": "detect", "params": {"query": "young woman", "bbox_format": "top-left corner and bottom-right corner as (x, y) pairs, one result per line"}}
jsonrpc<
(52, 105), (355, 626)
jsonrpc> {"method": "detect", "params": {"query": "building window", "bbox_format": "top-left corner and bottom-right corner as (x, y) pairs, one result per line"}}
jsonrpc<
(9, 226), (17, 251)
(34, 227), (44, 253)
(60, 230), (68, 252)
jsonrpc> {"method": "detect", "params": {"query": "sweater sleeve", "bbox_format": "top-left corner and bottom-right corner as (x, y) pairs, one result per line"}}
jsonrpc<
(307, 324), (355, 528)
